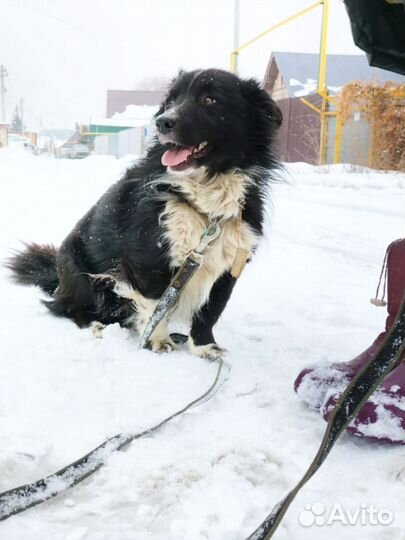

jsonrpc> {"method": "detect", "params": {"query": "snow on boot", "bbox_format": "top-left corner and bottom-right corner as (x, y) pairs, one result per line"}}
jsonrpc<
(321, 361), (405, 444)
(294, 238), (405, 410)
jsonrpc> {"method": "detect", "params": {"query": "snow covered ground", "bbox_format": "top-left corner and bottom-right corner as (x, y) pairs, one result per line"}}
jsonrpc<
(0, 148), (404, 540)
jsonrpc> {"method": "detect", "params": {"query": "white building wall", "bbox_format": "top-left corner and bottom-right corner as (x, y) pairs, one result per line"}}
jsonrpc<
(94, 124), (154, 158)
(117, 127), (142, 157)
(94, 134), (110, 155)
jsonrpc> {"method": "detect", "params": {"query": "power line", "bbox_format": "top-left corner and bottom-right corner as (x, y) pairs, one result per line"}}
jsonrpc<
(233, 0), (240, 74)
(17, 0), (179, 71)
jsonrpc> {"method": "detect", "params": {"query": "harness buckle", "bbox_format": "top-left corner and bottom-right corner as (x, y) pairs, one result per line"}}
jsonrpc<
(197, 221), (221, 253)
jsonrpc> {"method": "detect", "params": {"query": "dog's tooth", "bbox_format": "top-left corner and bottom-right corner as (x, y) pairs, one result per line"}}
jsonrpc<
(192, 142), (208, 154)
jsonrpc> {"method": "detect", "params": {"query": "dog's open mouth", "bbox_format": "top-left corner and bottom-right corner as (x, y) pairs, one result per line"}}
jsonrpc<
(161, 141), (210, 171)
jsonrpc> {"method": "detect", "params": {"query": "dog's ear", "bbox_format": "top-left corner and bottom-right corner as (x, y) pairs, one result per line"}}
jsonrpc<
(241, 78), (282, 128)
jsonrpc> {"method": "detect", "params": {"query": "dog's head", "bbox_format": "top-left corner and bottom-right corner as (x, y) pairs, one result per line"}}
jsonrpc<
(154, 69), (282, 177)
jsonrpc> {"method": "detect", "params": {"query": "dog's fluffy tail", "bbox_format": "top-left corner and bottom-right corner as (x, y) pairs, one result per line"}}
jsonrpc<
(5, 243), (59, 295)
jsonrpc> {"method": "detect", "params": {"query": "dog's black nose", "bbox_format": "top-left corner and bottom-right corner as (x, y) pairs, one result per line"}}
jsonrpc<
(155, 115), (176, 134)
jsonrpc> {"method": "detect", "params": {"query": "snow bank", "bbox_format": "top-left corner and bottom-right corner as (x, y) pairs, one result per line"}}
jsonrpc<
(112, 104), (159, 122)
(285, 162), (405, 190)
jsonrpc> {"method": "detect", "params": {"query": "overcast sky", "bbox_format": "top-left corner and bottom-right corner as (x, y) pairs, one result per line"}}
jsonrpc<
(1, 0), (360, 129)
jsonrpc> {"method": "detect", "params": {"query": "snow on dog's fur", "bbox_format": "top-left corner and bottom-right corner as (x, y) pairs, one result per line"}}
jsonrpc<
(6, 68), (282, 356)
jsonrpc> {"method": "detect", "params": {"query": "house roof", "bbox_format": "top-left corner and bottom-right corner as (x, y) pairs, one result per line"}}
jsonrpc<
(264, 52), (404, 97)
(61, 131), (83, 147)
(107, 90), (165, 118)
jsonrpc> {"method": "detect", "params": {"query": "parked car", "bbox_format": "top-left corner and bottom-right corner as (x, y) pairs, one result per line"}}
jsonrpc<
(66, 143), (91, 159)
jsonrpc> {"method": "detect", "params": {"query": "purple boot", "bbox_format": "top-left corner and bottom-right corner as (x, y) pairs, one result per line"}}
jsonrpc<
(294, 337), (386, 410)
(322, 362), (405, 444)
(294, 239), (405, 410)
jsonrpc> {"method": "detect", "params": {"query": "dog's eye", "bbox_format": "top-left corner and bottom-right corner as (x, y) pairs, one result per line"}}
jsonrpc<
(201, 96), (216, 106)
(165, 100), (174, 110)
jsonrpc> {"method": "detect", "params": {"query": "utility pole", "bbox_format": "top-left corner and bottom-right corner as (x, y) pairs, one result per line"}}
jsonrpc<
(233, 0), (240, 74)
(0, 65), (8, 123)
(19, 98), (24, 134)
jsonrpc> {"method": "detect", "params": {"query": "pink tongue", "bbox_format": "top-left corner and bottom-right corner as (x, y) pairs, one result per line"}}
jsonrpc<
(162, 147), (193, 167)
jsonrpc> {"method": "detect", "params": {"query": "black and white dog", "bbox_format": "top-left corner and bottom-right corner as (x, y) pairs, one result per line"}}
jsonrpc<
(7, 69), (282, 357)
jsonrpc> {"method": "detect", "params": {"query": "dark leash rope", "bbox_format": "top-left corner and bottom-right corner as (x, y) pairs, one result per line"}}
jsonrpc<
(1, 241), (404, 536)
(0, 357), (229, 522)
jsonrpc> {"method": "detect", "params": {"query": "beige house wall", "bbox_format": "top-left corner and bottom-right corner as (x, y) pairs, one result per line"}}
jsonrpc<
(0, 125), (8, 147)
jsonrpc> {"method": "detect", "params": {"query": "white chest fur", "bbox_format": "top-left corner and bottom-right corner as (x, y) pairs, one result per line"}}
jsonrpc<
(160, 169), (259, 321)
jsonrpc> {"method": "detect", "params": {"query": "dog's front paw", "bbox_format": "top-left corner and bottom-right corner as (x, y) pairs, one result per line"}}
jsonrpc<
(188, 338), (227, 359)
(149, 336), (177, 354)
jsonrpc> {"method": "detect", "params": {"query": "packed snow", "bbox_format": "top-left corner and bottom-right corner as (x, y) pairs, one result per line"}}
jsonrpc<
(288, 78), (342, 98)
(0, 147), (404, 540)
(112, 104), (160, 124)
